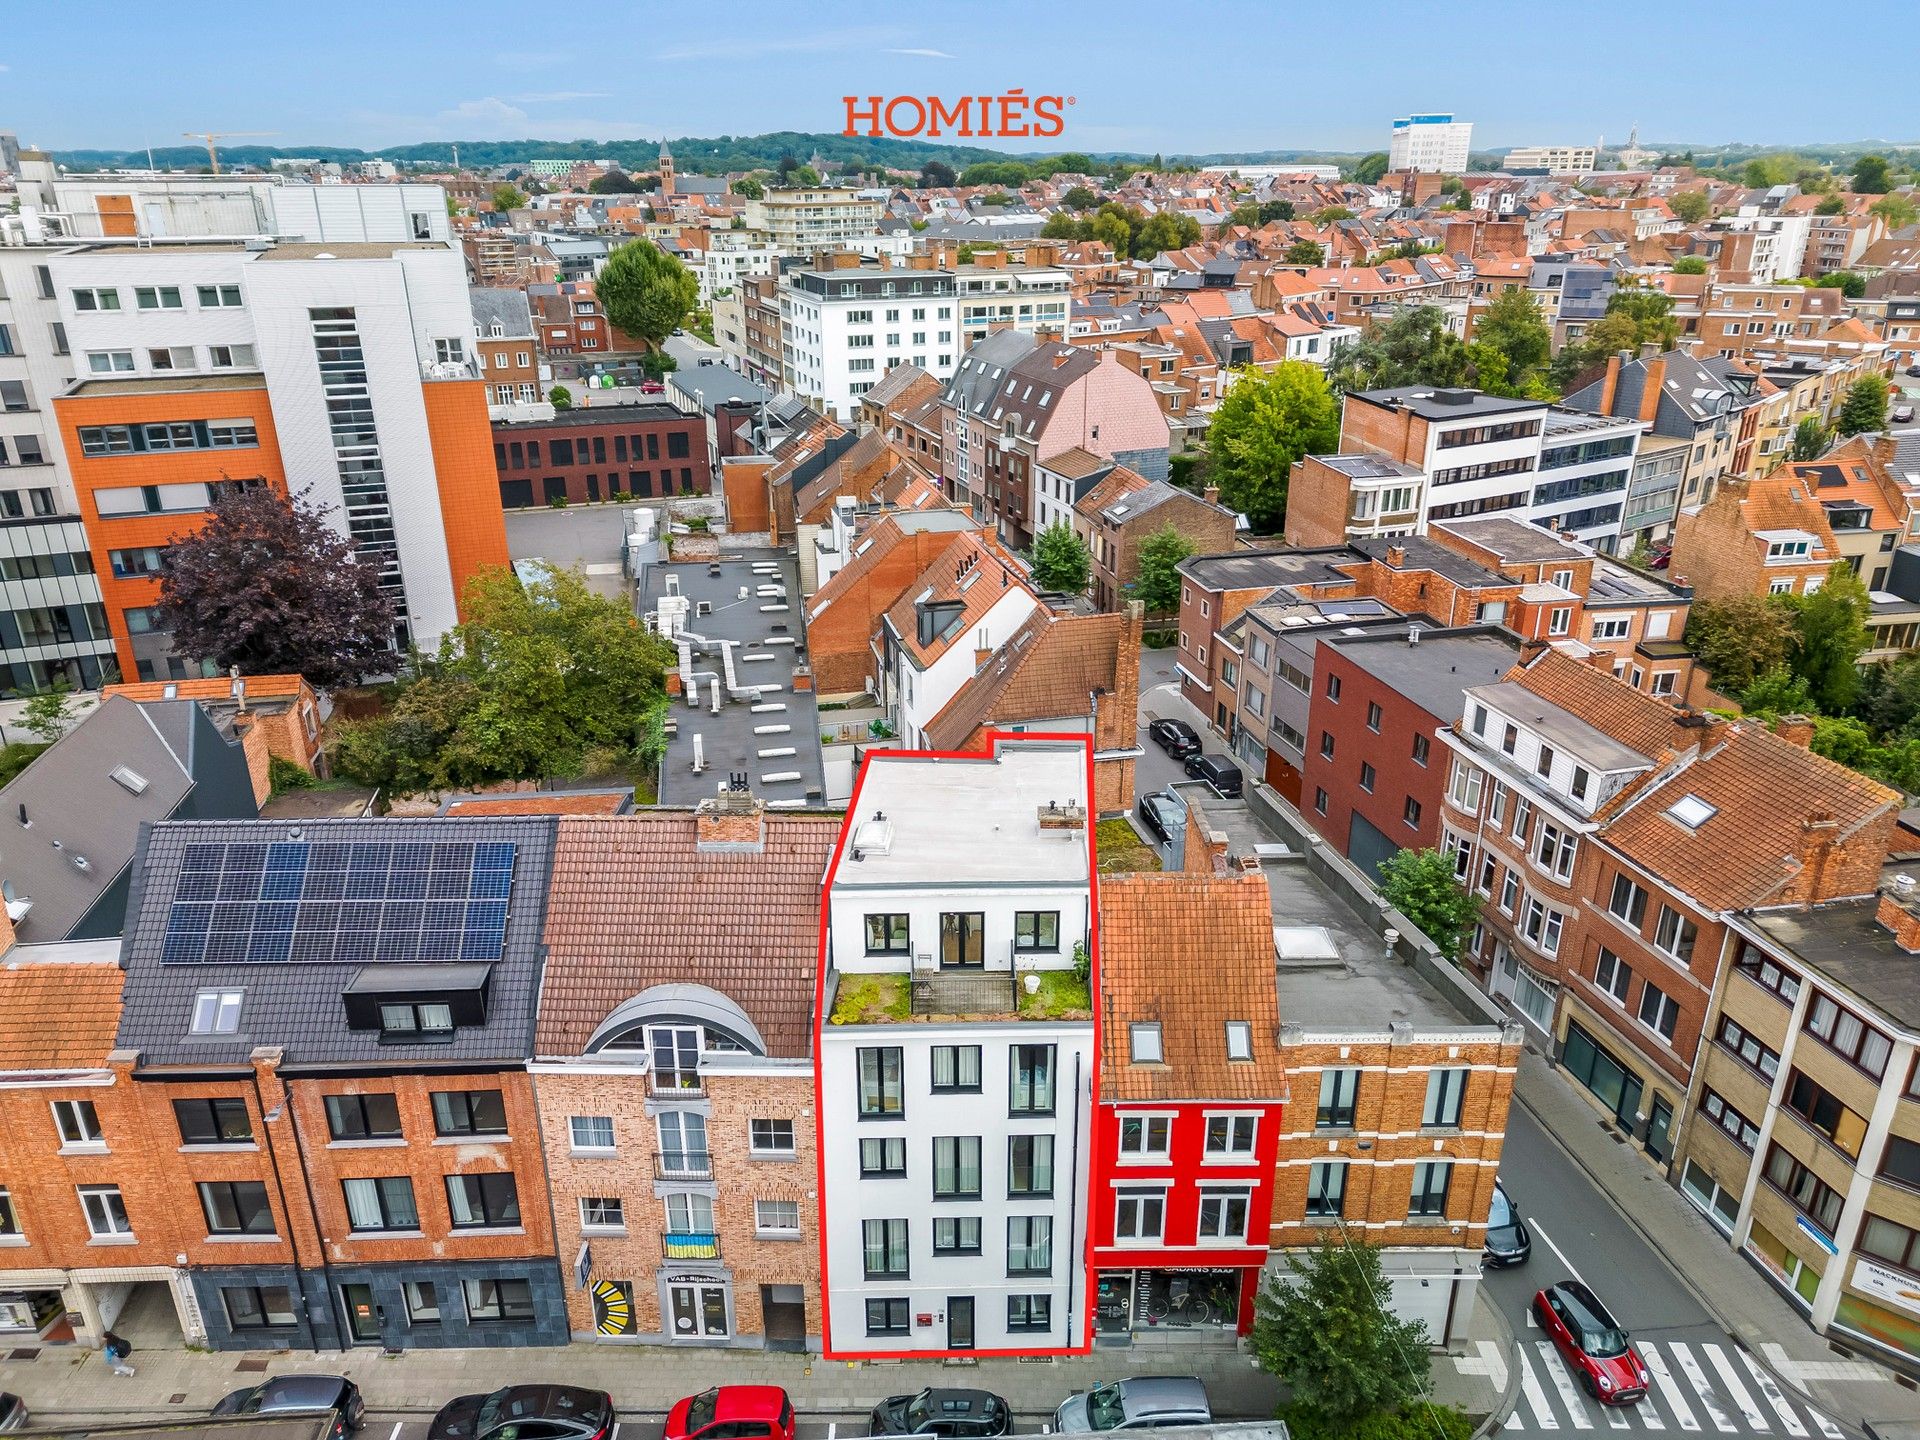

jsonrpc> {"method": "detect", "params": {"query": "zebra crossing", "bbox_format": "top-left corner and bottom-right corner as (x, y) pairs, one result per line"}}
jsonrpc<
(1499, 1337), (1849, 1436)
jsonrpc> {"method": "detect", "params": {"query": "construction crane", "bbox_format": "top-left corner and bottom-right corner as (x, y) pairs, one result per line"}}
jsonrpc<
(180, 130), (279, 175)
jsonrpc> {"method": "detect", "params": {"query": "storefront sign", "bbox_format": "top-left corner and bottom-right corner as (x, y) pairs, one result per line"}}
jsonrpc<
(574, 1241), (593, 1289)
(1796, 1216), (1839, 1256)
(1852, 1257), (1920, 1317)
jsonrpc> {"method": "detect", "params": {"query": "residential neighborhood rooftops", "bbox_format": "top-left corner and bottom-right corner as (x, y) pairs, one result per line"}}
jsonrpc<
(1464, 679), (1656, 773)
(0, 950), (125, 1070)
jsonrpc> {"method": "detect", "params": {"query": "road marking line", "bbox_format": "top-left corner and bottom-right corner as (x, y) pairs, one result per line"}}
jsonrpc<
(1605, 1398), (1631, 1429)
(389, 1424), (403, 1440)
(828, 1426), (836, 1440)
(1639, 1344), (1699, 1432)
(1515, 1343), (1562, 1430)
(1537, 1341), (1595, 1430)
(1808, 1411), (1844, 1439)
(1531, 1218), (1589, 1285)
(1735, 1349), (1806, 1437)
(1700, 1345), (1768, 1431)
(612, 1427), (621, 1440)
(1483, 1337), (1511, 1393)
(1671, 1345), (1737, 1434)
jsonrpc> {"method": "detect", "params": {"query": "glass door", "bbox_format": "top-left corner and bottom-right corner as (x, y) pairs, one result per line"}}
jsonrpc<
(649, 1025), (702, 1091)
(1646, 1095), (1674, 1163)
(340, 1284), (381, 1344)
(940, 913), (985, 969)
(668, 1282), (730, 1338)
(947, 1295), (975, 1350)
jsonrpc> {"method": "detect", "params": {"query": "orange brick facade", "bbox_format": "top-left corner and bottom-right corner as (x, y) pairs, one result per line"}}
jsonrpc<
(422, 379), (513, 617)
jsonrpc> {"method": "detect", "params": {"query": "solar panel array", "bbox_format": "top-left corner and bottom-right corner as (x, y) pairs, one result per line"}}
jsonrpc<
(161, 840), (516, 966)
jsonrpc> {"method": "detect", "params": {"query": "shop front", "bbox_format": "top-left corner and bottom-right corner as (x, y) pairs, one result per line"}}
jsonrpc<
(1094, 1266), (1253, 1340)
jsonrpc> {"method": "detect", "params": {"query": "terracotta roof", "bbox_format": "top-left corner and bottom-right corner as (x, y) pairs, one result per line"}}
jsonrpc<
(1040, 446), (1110, 480)
(0, 961), (124, 1069)
(1603, 722), (1898, 910)
(923, 610), (1126, 750)
(103, 674), (311, 703)
(1075, 464), (1151, 521)
(442, 792), (632, 816)
(536, 811), (839, 1058)
(1511, 647), (1700, 762)
(807, 516), (971, 628)
(1098, 872), (1287, 1101)
(882, 531), (1033, 669)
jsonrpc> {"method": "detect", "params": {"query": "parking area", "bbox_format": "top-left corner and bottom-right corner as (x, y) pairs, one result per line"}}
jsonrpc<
(504, 504), (637, 602)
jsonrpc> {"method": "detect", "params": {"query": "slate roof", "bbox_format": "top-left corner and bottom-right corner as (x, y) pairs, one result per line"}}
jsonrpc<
(469, 287), (535, 340)
(861, 363), (935, 411)
(0, 956), (124, 1068)
(669, 363), (768, 413)
(116, 816), (558, 1072)
(1098, 871), (1288, 1102)
(535, 812), (839, 1059)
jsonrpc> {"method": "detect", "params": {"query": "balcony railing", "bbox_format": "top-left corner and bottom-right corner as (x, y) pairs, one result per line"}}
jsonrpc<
(662, 1230), (721, 1260)
(655, 1152), (714, 1182)
(649, 1068), (706, 1098)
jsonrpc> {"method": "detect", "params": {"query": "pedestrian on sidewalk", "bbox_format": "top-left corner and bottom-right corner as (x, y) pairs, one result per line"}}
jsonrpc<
(101, 1331), (134, 1377)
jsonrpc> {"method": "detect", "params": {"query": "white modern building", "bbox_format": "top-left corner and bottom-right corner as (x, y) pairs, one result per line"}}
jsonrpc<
(697, 233), (779, 308)
(816, 740), (1095, 1355)
(1389, 114), (1474, 174)
(743, 187), (885, 256)
(779, 262), (960, 421)
(1502, 145), (1598, 173)
(1528, 409), (1647, 551)
(952, 262), (1071, 347)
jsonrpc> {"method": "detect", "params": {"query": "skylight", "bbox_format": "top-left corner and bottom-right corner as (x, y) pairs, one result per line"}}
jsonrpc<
(1129, 1023), (1163, 1064)
(1666, 794), (1717, 830)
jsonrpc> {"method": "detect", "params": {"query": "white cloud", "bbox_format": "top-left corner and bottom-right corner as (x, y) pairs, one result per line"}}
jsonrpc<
(885, 48), (954, 59)
(349, 96), (661, 146)
(655, 26), (898, 62)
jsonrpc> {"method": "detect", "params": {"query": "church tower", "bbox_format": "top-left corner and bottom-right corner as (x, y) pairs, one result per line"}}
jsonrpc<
(658, 141), (675, 198)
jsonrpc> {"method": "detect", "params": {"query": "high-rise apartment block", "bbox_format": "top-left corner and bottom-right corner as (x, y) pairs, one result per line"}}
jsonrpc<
(1389, 114), (1474, 174)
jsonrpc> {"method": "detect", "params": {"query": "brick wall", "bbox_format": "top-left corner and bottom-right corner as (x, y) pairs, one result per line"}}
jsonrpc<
(807, 531), (963, 698)
(493, 408), (706, 508)
(1284, 456), (1357, 548)
(1300, 644), (1448, 860)
(1338, 395), (1429, 466)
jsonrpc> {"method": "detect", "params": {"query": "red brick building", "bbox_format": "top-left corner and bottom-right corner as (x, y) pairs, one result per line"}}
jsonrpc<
(493, 403), (705, 506)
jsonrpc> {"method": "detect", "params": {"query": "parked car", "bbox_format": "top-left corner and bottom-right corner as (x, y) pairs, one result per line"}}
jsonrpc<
(1533, 1282), (1650, 1404)
(214, 1377), (366, 1438)
(1183, 752), (1244, 798)
(1906, 364), (1920, 377)
(1149, 718), (1201, 760)
(429, 1387), (614, 1440)
(1055, 1378), (1213, 1433)
(1894, 403), (1915, 424)
(1136, 790), (1183, 845)
(667, 1387), (795, 1440)
(0, 1394), (27, 1433)
(870, 1388), (1010, 1438)
(1483, 1181), (1532, 1266)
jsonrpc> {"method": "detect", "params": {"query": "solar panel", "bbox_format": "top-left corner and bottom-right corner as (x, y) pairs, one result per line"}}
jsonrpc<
(162, 839), (518, 965)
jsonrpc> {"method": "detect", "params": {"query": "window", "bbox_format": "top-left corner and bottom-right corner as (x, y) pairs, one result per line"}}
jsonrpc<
(1359, 762), (1377, 793)
(1716, 1015), (1781, 1082)
(1317, 1069), (1360, 1128)
(1447, 760), (1484, 810)
(378, 1002), (454, 1039)
(1403, 796), (1423, 829)
(755, 1199), (800, 1235)
(1733, 943), (1803, 1005)
(1700, 1090), (1760, 1152)
(1423, 1069), (1467, 1128)
(72, 287), (121, 311)
(579, 1196), (626, 1231)
(326, 1093), (401, 1141)
(1009, 1134), (1054, 1195)
(1764, 1144), (1844, 1233)
(1571, 765), (1592, 802)
(1366, 701), (1383, 732)
(463, 1278), (533, 1323)
(224, 1285), (296, 1330)
(431, 1090), (507, 1138)
(1860, 1213), (1920, 1272)
(1608, 874), (1649, 928)
(1594, 948), (1632, 1005)
(403, 1282), (440, 1325)
(1549, 607), (1572, 637)
(1205, 1115), (1257, 1156)
(0, 382), (27, 413)
(1511, 796), (1533, 843)
(197, 284), (243, 309)
(208, 344), (256, 369)
(1523, 899), (1566, 956)
(190, 989), (244, 1034)
(1882, 1138), (1920, 1191)
(1535, 745), (1556, 779)
(1326, 674), (1342, 701)
(1314, 787), (1329, 814)
(1226, 1022), (1253, 1061)
(53, 1099), (103, 1147)
(1784, 1071), (1869, 1159)
(1010, 1044), (1055, 1113)
(1320, 731), (1336, 760)
(863, 1218), (909, 1277)
(434, 338), (466, 364)
(1197, 1189), (1250, 1240)
(859, 1047), (905, 1117)
(148, 346), (195, 371)
(864, 913), (909, 953)
(859, 1135), (907, 1176)
(446, 1173), (520, 1228)
(1654, 906), (1698, 963)
(174, 1097), (253, 1146)
(1502, 723), (1519, 756)
(569, 1115), (616, 1152)
(342, 1177), (417, 1232)
(1007, 1215), (1052, 1274)
(1409, 1161), (1453, 1219)
(134, 285), (182, 310)
(1535, 822), (1576, 880)
(750, 1118), (796, 1156)
(1637, 982), (1680, 1042)
(932, 1136), (982, 1198)
(1412, 733), (1431, 766)
(1115, 1187), (1166, 1241)
(87, 349), (135, 374)
(1129, 1023), (1163, 1063)
(1014, 911), (1060, 951)
(80, 1186), (131, 1237)
(931, 1045), (981, 1092)
(1291, 1155), (1349, 1223)
(1805, 993), (1893, 1079)
(1119, 1114), (1171, 1157)
(1008, 1294), (1052, 1333)
(200, 1180), (275, 1235)
(866, 1297), (910, 1335)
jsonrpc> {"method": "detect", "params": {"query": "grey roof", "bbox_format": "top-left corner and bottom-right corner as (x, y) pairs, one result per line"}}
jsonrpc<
(469, 287), (534, 340)
(1101, 479), (1189, 524)
(115, 815), (559, 1072)
(1742, 881), (1920, 1032)
(668, 363), (769, 413)
(941, 328), (1040, 417)
(1323, 626), (1523, 723)
(1543, 406), (1642, 438)
(1586, 555), (1687, 604)
(1177, 547), (1357, 592)
(1312, 453), (1424, 481)
(1349, 533), (1510, 588)
(2, 698), (254, 945)
(492, 401), (683, 430)
(1464, 680), (1652, 771)
(1434, 516), (1587, 564)
(1564, 349), (1753, 437)
(1349, 386), (1548, 421)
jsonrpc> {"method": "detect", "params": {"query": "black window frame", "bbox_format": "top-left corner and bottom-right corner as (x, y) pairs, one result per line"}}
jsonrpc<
(341, 1175), (418, 1232)
(1006, 1214), (1053, 1276)
(931, 1044), (982, 1093)
(1422, 1069), (1468, 1129)
(324, 1092), (403, 1141)
(430, 1089), (508, 1138)
(933, 1215), (982, 1254)
(222, 1284), (297, 1330)
(750, 1117), (796, 1155)
(860, 1135), (907, 1176)
(1008, 1133), (1054, 1196)
(1409, 1160), (1453, 1219)
(858, 1047), (905, 1119)
(173, 1096), (254, 1147)
(1306, 1160), (1347, 1219)
(1010, 1043), (1056, 1116)
(1316, 1068), (1359, 1128)
(862, 1217), (909, 1278)
(932, 1135), (983, 1200)
(1013, 910), (1060, 952)
(199, 1179), (275, 1235)
(865, 1296), (910, 1335)
(444, 1172), (521, 1229)
(1007, 1293), (1052, 1334)
(864, 913), (910, 954)
(462, 1276), (534, 1323)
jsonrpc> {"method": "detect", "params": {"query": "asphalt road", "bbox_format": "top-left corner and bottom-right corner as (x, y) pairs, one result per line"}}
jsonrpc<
(358, 1415), (1070, 1440)
(1488, 1104), (1850, 1437)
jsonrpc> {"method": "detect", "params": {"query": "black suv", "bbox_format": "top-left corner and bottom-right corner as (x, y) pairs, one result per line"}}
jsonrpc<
(870, 1389), (1010, 1438)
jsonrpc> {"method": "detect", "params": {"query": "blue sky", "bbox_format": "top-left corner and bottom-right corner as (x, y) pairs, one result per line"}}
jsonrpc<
(5, 0), (1916, 156)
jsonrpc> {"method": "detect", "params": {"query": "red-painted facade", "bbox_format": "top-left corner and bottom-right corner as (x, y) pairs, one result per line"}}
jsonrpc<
(1300, 642), (1451, 863)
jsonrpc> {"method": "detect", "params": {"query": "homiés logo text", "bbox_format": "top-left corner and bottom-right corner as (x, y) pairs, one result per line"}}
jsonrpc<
(842, 91), (1071, 139)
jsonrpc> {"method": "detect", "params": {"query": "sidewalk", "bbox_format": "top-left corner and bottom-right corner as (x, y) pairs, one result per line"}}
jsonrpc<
(1515, 1049), (1920, 1433)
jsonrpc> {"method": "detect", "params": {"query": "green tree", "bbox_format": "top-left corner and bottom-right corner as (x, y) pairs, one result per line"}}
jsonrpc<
(1350, 152), (1390, 185)
(1133, 210), (1201, 259)
(1311, 205), (1355, 224)
(1742, 155), (1795, 189)
(918, 160), (957, 188)
(1283, 239), (1326, 266)
(1039, 152), (1095, 177)
(1040, 211), (1081, 239)
(1668, 190), (1710, 223)
(490, 183), (526, 211)
(548, 384), (572, 410)
(1791, 415), (1830, 460)
(788, 164), (821, 187)
(1029, 520), (1092, 594)
(1327, 307), (1468, 393)
(640, 350), (678, 380)
(1790, 561), (1871, 713)
(1816, 270), (1867, 299)
(1089, 209), (1132, 257)
(1672, 255), (1708, 274)
(1740, 666), (1816, 718)
(958, 160), (1029, 188)
(1061, 185), (1099, 211)
(1205, 362), (1339, 533)
(597, 238), (698, 352)
(1376, 846), (1479, 958)
(1862, 654), (1920, 738)
(1472, 287), (1553, 392)
(1872, 194), (1919, 229)
(729, 176), (764, 199)
(19, 683), (74, 744)
(1853, 153), (1894, 194)
(1260, 199), (1296, 223)
(1684, 594), (1796, 695)
(587, 168), (639, 194)
(1837, 374), (1890, 436)
(1250, 1242), (1435, 1432)
(1128, 524), (1195, 613)
(1816, 195), (1848, 216)
(1809, 716), (1920, 795)
(332, 568), (676, 794)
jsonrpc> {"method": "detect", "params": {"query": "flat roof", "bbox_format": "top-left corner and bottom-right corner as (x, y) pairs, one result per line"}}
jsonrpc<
(254, 241), (447, 260)
(1466, 679), (1653, 771)
(492, 402), (685, 429)
(85, 241), (252, 255)
(1327, 627), (1522, 721)
(1311, 453), (1425, 481)
(1744, 875), (1920, 1032)
(1178, 547), (1356, 591)
(1587, 555), (1682, 604)
(1350, 385), (1546, 421)
(64, 372), (268, 398)
(836, 743), (1089, 888)
(1436, 516), (1586, 565)
(1543, 407), (1645, 438)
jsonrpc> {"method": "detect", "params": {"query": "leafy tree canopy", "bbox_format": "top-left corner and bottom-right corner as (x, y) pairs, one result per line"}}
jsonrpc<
(1871, 193), (1919, 229)
(918, 160), (957, 188)
(1788, 561), (1872, 713)
(1350, 152), (1390, 185)
(1129, 524), (1196, 613)
(1684, 594), (1796, 696)
(1205, 361), (1339, 533)
(1668, 190), (1710, 223)
(1854, 153), (1893, 194)
(1376, 847), (1479, 958)
(490, 183), (527, 211)
(1328, 306), (1467, 393)
(596, 238), (698, 350)
(1672, 255), (1708, 274)
(1283, 239), (1325, 266)
(1029, 521), (1092, 594)
(1816, 270), (1867, 298)
(1837, 374), (1890, 436)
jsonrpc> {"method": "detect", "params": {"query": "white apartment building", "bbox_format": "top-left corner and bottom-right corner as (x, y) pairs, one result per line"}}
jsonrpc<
(878, 546), (1039, 749)
(780, 262), (960, 421)
(1502, 146), (1598, 173)
(1529, 409), (1648, 551)
(1389, 114), (1473, 174)
(697, 234), (779, 308)
(952, 263), (1070, 347)
(816, 741), (1095, 1355)
(743, 188), (885, 256)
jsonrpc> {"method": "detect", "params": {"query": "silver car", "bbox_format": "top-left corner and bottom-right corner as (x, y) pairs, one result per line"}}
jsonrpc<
(1054, 1378), (1212, 1433)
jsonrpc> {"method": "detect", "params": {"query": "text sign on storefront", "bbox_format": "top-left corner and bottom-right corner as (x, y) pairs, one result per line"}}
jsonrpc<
(1853, 1256), (1920, 1317)
(1796, 1216), (1838, 1255)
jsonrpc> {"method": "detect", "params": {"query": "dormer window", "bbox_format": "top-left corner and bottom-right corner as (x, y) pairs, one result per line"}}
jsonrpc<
(380, 1003), (454, 1040)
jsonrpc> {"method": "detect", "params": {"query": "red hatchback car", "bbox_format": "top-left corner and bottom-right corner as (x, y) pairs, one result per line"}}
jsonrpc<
(665, 1388), (795, 1440)
(1534, 1282), (1650, 1405)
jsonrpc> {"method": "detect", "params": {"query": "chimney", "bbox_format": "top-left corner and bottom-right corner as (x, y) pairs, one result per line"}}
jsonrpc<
(1638, 357), (1667, 424)
(1878, 878), (1920, 953)
(974, 645), (993, 671)
(1386, 543), (1407, 568)
(1638, 342), (1660, 361)
(1798, 811), (1840, 903)
(1774, 713), (1815, 748)
(1037, 800), (1088, 832)
(1203, 485), (1220, 506)
(1112, 601), (1144, 746)
(1599, 353), (1624, 415)
(696, 784), (767, 852)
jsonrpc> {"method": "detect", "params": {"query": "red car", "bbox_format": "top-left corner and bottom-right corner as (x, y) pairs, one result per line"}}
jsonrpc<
(666, 1388), (795, 1440)
(1534, 1282), (1650, 1405)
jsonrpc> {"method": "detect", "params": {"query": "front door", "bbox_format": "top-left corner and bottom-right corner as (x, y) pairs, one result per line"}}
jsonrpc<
(947, 1295), (975, 1350)
(668, 1282), (729, 1339)
(340, 1284), (381, 1344)
(1646, 1095), (1674, 1162)
(940, 913), (984, 969)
